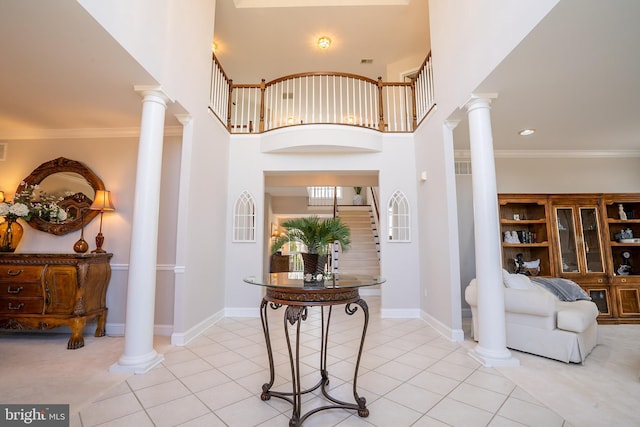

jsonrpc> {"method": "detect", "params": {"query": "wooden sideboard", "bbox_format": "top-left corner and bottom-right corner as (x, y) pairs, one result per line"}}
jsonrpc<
(0, 253), (112, 349)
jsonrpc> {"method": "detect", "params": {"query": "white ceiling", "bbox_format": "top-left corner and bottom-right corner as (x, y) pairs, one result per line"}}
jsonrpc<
(213, 0), (430, 83)
(0, 0), (638, 160)
(0, 0), (181, 138)
(455, 0), (640, 154)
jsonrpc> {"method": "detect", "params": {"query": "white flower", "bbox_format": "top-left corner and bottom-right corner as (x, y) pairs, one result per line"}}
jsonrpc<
(57, 209), (68, 221)
(0, 202), (9, 217)
(9, 202), (29, 217)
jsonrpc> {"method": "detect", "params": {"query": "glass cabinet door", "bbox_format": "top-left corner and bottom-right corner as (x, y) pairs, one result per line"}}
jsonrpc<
(579, 207), (604, 273)
(556, 208), (579, 273)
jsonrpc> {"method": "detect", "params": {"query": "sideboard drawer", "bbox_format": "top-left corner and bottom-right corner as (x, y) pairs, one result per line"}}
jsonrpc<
(0, 266), (45, 283)
(0, 297), (44, 314)
(1, 282), (42, 298)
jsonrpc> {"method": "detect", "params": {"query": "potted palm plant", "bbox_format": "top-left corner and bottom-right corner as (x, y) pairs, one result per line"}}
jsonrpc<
(271, 216), (351, 280)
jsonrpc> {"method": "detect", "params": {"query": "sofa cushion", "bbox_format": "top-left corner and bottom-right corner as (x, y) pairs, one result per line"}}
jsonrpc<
(502, 269), (538, 290)
(556, 301), (599, 333)
(505, 287), (556, 317)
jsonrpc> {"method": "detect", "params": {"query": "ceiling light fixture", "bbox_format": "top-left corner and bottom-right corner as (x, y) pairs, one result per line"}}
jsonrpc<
(317, 36), (331, 50)
(518, 128), (535, 136)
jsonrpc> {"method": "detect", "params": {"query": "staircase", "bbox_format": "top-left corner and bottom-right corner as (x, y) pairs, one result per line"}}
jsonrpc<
(335, 206), (380, 276)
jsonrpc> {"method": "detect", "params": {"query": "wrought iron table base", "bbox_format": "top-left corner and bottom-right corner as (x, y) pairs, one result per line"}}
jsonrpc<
(259, 293), (369, 427)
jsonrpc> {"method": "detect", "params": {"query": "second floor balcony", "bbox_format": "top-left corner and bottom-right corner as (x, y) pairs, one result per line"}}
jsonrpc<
(210, 53), (435, 135)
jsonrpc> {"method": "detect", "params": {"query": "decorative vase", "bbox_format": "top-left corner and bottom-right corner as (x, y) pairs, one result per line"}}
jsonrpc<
(0, 218), (24, 252)
(302, 253), (319, 276)
(73, 211), (89, 253)
(302, 253), (327, 283)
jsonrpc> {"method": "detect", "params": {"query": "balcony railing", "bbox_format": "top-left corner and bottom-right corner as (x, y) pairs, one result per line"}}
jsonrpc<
(209, 52), (434, 134)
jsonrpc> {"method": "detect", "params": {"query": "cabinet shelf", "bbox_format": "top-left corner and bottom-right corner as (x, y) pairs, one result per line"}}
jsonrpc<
(500, 219), (547, 225)
(499, 195), (554, 277)
(610, 242), (640, 247)
(502, 242), (549, 248)
(608, 219), (640, 224)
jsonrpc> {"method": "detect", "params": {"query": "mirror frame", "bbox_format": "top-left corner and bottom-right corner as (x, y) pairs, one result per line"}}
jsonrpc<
(16, 157), (105, 236)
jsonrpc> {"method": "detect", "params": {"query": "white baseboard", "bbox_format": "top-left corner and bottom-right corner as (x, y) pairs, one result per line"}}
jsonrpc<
(420, 310), (465, 342)
(170, 309), (225, 346)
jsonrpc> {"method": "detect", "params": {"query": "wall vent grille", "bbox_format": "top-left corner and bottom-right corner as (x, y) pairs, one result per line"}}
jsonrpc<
(455, 161), (472, 175)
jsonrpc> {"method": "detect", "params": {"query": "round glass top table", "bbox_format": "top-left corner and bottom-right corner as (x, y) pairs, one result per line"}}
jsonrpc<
(244, 272), (384, 305)
(243, 273), (385, 426)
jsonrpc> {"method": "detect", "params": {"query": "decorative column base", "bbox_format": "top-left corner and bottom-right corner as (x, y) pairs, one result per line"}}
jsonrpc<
(110, 350), (164, 374)
(467, 345), (519, 368)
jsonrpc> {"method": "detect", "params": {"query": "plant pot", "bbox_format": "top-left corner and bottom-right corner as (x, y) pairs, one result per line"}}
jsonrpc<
(302, 253), (319, 275)
(353, 194), (363, 205)
(301, 253), (327, 283)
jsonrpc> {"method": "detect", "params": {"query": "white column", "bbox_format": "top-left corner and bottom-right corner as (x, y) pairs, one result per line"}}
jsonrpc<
(111, 86), (173, 374)
(465, 94), (518, 367)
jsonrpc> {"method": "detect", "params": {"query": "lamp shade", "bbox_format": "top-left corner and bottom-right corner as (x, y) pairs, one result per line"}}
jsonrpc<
(89, 190), (115, 212)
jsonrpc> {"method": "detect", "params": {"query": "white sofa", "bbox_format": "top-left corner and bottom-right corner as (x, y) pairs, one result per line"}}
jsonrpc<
(465, 270), (599, 363)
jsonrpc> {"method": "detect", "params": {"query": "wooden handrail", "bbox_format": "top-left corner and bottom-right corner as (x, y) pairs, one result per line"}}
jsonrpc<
(212, 53), (231, 83)
(265, 71), (379, 87)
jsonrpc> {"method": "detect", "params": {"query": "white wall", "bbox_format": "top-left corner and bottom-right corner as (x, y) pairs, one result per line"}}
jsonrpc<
(496, 157), (640, 194)
(224, 127), (421, 316)
(412, 0), (560, 336)
(79, 0), (229, 338)
(428, 0), (559, 114)
(0, 136), (181, 330)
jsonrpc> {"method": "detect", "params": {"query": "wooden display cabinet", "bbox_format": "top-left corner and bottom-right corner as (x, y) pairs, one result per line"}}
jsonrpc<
(602, 195), (640, 322)
(498, 193), (640, 323)
(498, 195), (554, 277)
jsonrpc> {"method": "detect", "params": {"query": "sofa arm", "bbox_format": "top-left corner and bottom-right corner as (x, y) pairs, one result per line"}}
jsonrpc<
(465, 279), (478, 307)
(504, 287), (556, 317)
(556, 300), (599, 333)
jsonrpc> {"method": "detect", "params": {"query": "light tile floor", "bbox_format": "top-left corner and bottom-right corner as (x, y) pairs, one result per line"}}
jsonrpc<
(74, 297), (571, 426)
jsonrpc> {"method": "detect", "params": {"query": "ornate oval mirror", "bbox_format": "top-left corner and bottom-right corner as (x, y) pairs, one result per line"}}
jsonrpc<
(16, 157), (105, 236)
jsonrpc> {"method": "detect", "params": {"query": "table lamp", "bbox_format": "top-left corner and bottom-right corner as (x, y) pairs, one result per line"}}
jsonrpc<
(89, 190), (115, 253)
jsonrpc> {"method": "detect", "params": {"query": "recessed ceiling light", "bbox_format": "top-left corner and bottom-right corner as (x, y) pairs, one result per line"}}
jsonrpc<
(317, 36), (331, 49)
(518, 129), (535, 136)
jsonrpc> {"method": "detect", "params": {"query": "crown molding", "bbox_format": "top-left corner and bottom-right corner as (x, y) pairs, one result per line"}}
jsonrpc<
(454, 149), (640, 159)
(0, 126), (184, 141)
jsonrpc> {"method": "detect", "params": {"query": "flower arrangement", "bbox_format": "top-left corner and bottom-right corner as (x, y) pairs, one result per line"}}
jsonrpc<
(0, 183), (69, 224)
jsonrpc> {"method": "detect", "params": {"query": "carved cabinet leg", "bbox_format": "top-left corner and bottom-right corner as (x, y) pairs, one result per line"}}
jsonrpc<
(95, 308), (108, 337)
(67, 317), (87, 349)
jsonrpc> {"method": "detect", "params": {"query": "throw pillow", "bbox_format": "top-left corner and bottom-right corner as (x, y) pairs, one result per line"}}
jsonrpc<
(502, 269), (536, 290)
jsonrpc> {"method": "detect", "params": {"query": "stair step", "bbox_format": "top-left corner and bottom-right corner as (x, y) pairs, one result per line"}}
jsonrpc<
(336, 207), (381, 274)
